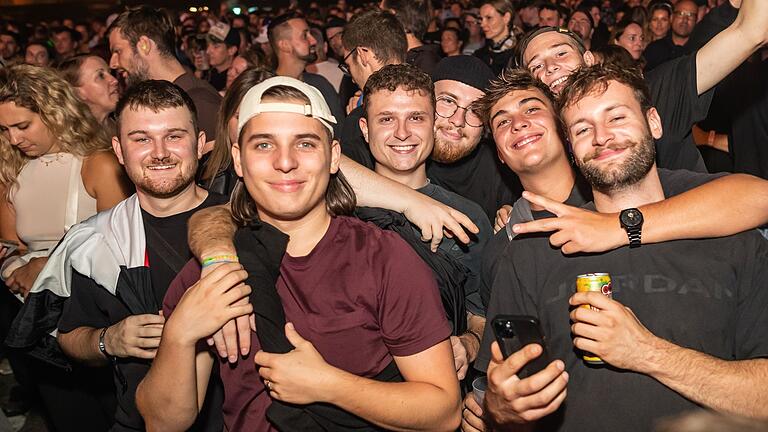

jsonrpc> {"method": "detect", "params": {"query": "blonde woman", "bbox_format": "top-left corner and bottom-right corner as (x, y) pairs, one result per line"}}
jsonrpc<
(0, 65), (130, 300)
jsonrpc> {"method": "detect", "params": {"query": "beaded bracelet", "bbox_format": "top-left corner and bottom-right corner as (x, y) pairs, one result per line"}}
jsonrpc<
(202, 254), (239, 267)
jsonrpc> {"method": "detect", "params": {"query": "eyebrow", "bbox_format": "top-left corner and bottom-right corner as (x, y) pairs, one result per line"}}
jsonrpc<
(127, 127), (189, 136)
(567, 104), (630, 127)
(490, 97), (546, 123)
(247, 132), (324, 141)
(528, 42), (572, 64)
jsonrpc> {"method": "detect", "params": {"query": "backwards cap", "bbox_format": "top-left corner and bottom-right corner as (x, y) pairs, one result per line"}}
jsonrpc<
(237, 76), (337, 138)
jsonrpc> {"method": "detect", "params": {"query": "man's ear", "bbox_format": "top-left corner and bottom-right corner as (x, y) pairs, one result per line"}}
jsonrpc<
(358, 116), (369, 143)
(356, 47), (371, 67)
(646, 107), (663, 140)
(329, 139), (341, 174)
(277, 38), (291, 54)
(231, 141), (243, 177)
(137, 35), (152, 56)
(111, 136), (125, 165)
(583, 50), (596, 66)
(197, 130), (207, 160)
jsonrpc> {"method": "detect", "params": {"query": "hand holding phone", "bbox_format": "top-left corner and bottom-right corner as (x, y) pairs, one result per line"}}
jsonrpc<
(491, 315), (551, 379)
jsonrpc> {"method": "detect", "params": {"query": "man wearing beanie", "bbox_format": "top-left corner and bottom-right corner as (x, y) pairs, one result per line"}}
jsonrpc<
(427, 55), (523, 222)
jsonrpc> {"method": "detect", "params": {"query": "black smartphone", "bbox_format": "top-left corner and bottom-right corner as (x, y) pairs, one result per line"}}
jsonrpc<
(491, 315), (551, 379)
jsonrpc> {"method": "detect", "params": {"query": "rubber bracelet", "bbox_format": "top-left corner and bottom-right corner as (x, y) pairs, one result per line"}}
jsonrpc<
(202, 259), (238, 268)
(202, 255), (239, 266)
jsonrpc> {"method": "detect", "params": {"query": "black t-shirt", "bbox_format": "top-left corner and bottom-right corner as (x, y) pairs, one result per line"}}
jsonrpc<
(303, 71), (345, 138)
(417, 182), (492, 316)
(643, 35), (690, 72)
(406, 44), (443, 76)
(477, 175), (592, 311)
(478, 169), (767, 432)
(728, 59), (768, 179)
(427, 139), (523, 222)
(208, 67), (228, 92)
(58, 192), (227, 431)
(340, 105), (376, 169)
(646, 52), (712, 173)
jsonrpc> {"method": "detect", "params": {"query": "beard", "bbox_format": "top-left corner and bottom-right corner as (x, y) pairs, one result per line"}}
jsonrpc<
(431, 125), (480, 163)
(129, 157), (197, 199)
(124, 56), (151, 88)
(298, 46), (318, 64)
(576, 130), (656, 194)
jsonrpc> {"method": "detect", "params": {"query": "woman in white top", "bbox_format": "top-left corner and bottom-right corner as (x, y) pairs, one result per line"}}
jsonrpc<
(0, 64), (130, 300)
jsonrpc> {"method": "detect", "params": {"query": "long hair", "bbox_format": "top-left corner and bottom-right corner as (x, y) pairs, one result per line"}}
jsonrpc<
(201, 67), (275, 187)
(0, 64), (110, 188)
(230, 85), (356, 227)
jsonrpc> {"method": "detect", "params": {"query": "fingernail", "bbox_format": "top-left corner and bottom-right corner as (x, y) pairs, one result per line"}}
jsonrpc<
(229, 355), (237, 363)
(530, 344), (541, 355)
(563, 371), (569, 381)
(556, 360), (565, 370)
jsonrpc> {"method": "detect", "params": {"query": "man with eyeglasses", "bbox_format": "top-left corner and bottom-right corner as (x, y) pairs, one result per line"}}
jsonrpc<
(644, 0), (698, 71)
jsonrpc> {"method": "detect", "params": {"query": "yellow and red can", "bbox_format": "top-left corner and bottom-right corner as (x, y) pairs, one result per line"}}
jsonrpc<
(575, 273), (613, 364)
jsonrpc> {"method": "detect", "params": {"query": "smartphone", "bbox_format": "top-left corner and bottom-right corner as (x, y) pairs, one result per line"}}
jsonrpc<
(0, 239), (19, 256)
(491, 315), (551, 378)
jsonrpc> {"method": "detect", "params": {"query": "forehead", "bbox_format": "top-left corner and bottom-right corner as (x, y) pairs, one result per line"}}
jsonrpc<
(623, 23), (643, 34)
(82, 56), (106, 69)
(435, 80), (484, 103)
(479, 5), (498, 16)
(524, 32), (581, 64)
(243, 111), (329, 141)
(368, 86), (433, 109)
(491, 88), (553, 115)
(563, 80), (640, 119)
(652, 9), (670, 18)
(569, 12), (590, 22)
(121, 106), (194, 130)
(288, 18), (309, 33)
(675, 1), (698, 12)
(27, 44), (46, 53)
(0, 102), (36, 123)
(0, 35), (15, 42)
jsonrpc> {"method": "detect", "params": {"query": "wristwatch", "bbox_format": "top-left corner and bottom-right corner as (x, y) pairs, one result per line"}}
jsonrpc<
(619, 208), (644, 248)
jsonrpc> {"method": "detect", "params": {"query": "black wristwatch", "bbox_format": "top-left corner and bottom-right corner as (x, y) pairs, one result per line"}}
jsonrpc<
(619, 208), (644, 248)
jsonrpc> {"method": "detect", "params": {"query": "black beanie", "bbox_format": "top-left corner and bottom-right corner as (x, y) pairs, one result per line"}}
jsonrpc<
(431, 55), (496, 92)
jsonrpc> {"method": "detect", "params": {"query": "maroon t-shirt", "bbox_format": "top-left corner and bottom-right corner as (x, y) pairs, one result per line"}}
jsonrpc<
(164, 216), (451, 431)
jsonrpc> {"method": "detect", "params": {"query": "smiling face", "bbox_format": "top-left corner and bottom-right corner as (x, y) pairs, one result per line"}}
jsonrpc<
(615, 23), (645, 60)
(360, 86), (434, 182)
(232, 106), (340, 224)
(488, 88), (565, 175)
(75, 56), (120, 121)
(0, 102), (59, 158)
(523, 32), (591, 95)
(432, 80), (485, 164)
(562, 80), (661, 193)
(113, 106), (201, 199)
(568, 11), (593, 42)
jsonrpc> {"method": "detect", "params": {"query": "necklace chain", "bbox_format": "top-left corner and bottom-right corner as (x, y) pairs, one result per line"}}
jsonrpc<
(39, 153), (64, 167)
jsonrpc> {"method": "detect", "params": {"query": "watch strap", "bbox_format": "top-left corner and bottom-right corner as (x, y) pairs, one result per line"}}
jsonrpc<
(627, 228), (642, 248)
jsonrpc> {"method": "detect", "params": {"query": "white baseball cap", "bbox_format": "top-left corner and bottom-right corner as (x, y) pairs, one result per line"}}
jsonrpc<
(237, 76), (337, 138)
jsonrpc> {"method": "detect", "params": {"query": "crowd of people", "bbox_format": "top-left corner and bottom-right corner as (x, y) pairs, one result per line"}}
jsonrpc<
(0, 0), (767, 431)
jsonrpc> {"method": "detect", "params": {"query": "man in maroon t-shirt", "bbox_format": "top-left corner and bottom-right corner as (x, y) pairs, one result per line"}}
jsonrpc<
(136, 76), (461, 431)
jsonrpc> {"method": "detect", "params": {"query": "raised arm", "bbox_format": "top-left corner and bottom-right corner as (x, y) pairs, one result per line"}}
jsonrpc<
(695, 0), (768, 95)
(512, 174), (768, 254)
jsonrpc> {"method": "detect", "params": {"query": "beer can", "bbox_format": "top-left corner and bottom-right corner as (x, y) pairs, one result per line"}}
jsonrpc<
(575, 273), (613, 364)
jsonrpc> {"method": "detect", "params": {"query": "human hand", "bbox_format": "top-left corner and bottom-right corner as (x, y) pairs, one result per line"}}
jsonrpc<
(6, 257), (47, 298)
(346, 90), (362, 115)
(569, 292), (658, 372)
(484, 342), (568, 426)
(165, 263), (252, 349)
(255, 323), (338, 405)
(451, 335), (470, 380)
(402, 193), (479, 252)
(197, 260), (256, 363)
(494, 205), (512, 234)
(103, 313), (166, 359)
(461, 392), (486, 431)
(510, 191), (625, 254)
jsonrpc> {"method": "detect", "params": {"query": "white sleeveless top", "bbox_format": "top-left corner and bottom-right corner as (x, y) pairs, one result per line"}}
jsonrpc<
(10, 152), (98, 253)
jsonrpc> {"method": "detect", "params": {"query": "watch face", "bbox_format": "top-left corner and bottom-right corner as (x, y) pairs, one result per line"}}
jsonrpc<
(621, 208), (643, 227)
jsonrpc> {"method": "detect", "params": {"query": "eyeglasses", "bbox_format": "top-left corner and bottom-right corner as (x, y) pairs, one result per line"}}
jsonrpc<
(673, 11), (696, 19)
(435, 96), (483, 128)
(338, 46), (357, 76)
